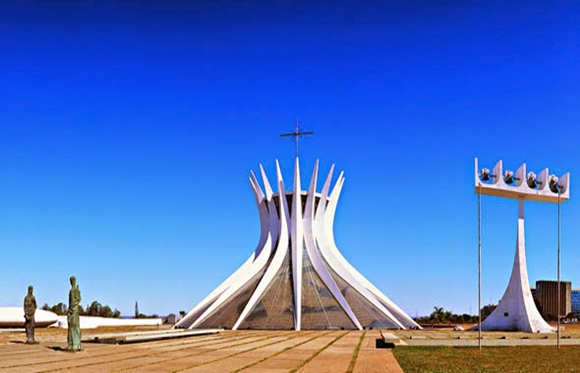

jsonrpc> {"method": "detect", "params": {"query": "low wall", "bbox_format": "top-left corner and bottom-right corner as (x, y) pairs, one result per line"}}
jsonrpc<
(0, 307), (59, 328)
(57, 315), (163, 329)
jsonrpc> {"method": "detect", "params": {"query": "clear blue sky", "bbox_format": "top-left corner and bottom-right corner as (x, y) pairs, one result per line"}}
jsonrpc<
(0, 1), (578, 317)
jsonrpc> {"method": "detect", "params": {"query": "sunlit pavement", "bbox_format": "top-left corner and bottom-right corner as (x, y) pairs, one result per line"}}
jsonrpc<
(0, 329), (403, 373)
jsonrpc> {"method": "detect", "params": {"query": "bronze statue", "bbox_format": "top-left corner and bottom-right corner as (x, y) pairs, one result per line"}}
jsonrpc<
(67, 276), (82, 351)
(23, 285), (37, 344)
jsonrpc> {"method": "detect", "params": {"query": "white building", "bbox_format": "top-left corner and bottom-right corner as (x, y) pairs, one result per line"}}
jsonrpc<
(176, 159), (419, 331)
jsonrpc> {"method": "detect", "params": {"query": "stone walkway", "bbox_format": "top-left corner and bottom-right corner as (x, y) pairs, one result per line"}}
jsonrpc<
(0, 329), (403, 373)
(393, 329), (580, 347)
(403, 337), (580, 347)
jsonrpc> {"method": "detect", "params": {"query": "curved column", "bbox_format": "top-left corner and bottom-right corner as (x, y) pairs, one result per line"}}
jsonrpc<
(260, 164), (280, 256)
(250, 171), (269, 258)
(314, 164), (334, 223)
(303, 160), (362, 329)
(189, 172), (276, 328)
(291, 158), (303, 330)
(233, 159), (292, 330)
(177, 172), (271, 329)
(328, 174), (417, 327)
(324, 174), (419, 328)
(314, 169), (407, 329)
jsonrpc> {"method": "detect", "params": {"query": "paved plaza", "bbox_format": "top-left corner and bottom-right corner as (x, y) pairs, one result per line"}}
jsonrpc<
(0, 329), (403, 373)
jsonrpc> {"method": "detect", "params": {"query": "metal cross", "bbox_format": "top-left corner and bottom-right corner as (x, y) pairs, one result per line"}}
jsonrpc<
(280, 119), (314, 158)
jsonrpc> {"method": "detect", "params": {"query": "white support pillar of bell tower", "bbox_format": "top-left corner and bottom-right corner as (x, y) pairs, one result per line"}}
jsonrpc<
(474, 158), (570, 333)
(479, 199), (552, 332)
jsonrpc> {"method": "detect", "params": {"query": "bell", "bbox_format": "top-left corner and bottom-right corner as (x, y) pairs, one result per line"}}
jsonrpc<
(480, 168), (491, 181)
(504, 170), (515, 185)
(549, 175), (560, 193)
(527, 172), (537, 189)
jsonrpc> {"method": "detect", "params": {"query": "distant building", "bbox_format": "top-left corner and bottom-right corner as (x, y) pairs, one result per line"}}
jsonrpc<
(164, 313), (182, 325)
(533, 280), (571, 319)
(572, 290), (580, 317)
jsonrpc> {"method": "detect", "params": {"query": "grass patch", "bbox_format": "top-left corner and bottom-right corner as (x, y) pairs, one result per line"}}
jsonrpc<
(393, 345), (580, 373)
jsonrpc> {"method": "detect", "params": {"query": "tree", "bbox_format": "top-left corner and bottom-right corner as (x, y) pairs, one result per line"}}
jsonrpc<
(83, 301), (120, 318)
(43, 302), (68, 315)
(41, 301), (120, 318)
(100, 305), (112, 318)
(430, 306), (445, 323)
(415, 306), (479, 325)
(443, 310), (452, 323)
(481, 304), (497, 319)
(85, 301), (102, 317)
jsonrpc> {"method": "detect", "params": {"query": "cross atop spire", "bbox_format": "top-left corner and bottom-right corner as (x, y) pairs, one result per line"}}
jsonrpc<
(280, 119), (314, 158)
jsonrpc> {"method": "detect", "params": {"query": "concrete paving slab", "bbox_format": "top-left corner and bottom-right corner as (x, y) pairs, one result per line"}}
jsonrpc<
(297, 331), (358, 373)
(178, 332), (317, 372)
(114, 333), (292, 372)
(353, 330), (404, 373)
(63, 356), (169, 373)
(247, 331), (338, 371)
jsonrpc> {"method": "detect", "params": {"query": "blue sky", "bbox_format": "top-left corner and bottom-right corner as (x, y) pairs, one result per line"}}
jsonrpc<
(0, 1), (579, 317)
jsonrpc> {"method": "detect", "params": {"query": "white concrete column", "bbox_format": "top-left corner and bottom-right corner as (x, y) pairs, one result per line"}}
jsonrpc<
(478, 198), (553, 332)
